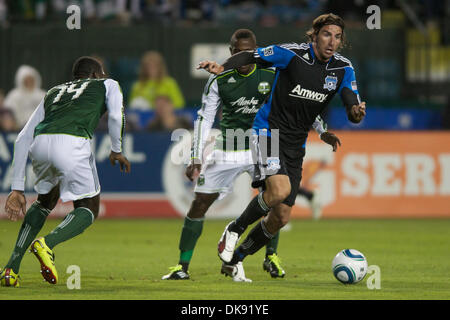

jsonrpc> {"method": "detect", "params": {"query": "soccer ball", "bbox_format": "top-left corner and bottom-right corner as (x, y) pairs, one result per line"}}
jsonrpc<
(332, 249), (368, 284)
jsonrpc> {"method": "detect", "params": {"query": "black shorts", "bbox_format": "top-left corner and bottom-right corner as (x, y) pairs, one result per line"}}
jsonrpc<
(251, 134), (305, 206)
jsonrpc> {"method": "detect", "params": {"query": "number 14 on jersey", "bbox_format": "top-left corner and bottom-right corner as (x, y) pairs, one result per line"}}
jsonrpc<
(53, 81), (90, 103)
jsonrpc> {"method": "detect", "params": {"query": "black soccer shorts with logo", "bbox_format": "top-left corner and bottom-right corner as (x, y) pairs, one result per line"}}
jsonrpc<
(251, 132), (305, 206)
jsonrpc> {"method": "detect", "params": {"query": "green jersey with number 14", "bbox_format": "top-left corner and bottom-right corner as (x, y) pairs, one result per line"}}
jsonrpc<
(10, 77), (125, 191)
(34, 78), (124, 140)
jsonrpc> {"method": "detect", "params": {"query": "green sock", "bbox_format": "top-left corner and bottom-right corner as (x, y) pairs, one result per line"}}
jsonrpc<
(44, 207), (94, 249)
(5, 201), (50, 273)
(265, 230), (280, 257)
(178, 217), (204, 271)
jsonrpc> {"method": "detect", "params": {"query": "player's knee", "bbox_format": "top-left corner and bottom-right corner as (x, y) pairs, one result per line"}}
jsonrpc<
(188, 193), (218, 218)
(74, 195), (100, 220)
(267, 185), (291, 206)
(188, 200), (209, 219)
(37, 186), (60, 211)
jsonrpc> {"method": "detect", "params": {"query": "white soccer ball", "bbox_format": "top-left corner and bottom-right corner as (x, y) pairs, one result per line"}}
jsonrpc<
(332, 249), (368, 284)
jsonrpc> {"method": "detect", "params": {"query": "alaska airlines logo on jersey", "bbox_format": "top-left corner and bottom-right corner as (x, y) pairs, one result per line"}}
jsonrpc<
(231, 97), (260, 115)
(231, 96), (259, 107)
(289, 85), (328, 103)
(258, 82), (271, 94)
(323, 76), (338, 91)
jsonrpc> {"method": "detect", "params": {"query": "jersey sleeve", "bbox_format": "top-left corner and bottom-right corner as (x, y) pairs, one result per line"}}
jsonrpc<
(104, 79), (125, 153)
(337, 66), (361, 108)
(254, 44), (296, 69)
(191, 75), (221, 162)
(11, 98), (45, 191)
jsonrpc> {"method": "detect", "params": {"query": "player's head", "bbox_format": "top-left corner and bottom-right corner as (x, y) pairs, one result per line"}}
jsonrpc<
(72, 56), (105, 80)
(230, 29), (257, 75)
(307, 13), (345, 62)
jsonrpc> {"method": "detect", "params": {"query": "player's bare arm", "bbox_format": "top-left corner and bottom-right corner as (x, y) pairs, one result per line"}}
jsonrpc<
(197, 50), (256, 75)
(5, 190), (26, 221)
(197, 60), (224, 75)
(320, 132), (341, 152)
(109, 151), (131, 173)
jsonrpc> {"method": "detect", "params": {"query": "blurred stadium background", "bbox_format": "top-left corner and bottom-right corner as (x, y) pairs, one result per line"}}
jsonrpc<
(0, 0), (449, 220)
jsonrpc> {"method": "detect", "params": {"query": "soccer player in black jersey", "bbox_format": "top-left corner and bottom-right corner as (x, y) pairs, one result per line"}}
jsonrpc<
(198, 13), (366, 280)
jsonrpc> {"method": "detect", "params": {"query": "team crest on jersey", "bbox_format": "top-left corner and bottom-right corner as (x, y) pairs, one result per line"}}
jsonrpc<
(323, 75), (338, 91)
(197, 174), (205, 186)
(265, 157), (281, 172)
(258, 82), (271, 94)
(262, 46), (274, 57)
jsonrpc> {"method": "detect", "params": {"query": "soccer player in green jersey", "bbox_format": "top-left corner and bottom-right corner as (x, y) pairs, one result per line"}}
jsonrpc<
(162, 29), (340, 282)
(0, 56), (130, 287)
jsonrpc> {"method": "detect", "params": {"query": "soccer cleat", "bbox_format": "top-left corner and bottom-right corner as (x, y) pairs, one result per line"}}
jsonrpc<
(221, 262), (252, 283)
(161, 265), (190, 280)
(263, 254), (286, 278)
(310, 192), (322, 220)
(218, 222), (240, 263)
(30, 237), (58, 285)
(0, 268), (20, 287)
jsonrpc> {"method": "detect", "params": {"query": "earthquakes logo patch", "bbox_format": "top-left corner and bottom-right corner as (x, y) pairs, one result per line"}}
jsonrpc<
(258, 81), (271, 94)
(262, 46), (274, 57)
(323, 76), (338, 91)
(265, 157), (281, 172)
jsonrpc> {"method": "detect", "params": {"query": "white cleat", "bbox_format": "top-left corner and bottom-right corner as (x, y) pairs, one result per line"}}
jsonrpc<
(217, 222), (240, 263)
(310, 192), (322, 220)
(221, 262), (252, 283)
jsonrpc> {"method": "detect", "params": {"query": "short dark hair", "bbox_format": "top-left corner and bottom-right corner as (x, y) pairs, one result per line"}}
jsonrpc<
(72, 56), (103, 79)
(306, 13), (346, 48)
(230, 29), (257, 47)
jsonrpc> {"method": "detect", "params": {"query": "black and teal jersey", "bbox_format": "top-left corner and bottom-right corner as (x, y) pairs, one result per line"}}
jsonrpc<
(252, 42), (360, 148)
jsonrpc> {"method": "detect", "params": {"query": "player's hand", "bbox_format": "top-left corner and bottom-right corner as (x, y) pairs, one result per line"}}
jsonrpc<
(197, 60), (224, 75)
(320, 132), (341, 152)
(185, 162), (202, 182)
(109, 151), (131, 173)
(5, 190), (26, 221)
(350, 102), (366, 123)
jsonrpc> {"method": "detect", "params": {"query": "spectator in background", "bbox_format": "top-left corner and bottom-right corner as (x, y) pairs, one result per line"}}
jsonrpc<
(0, 0), (7, 27)
(128, 51), (185, 111)
(4, 65), (46, 129)
(147, 95), (192, 131)
(0, 89), (18, 132)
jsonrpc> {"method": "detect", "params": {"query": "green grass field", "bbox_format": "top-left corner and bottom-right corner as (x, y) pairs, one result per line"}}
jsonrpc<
(0, 218), (449, 300)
